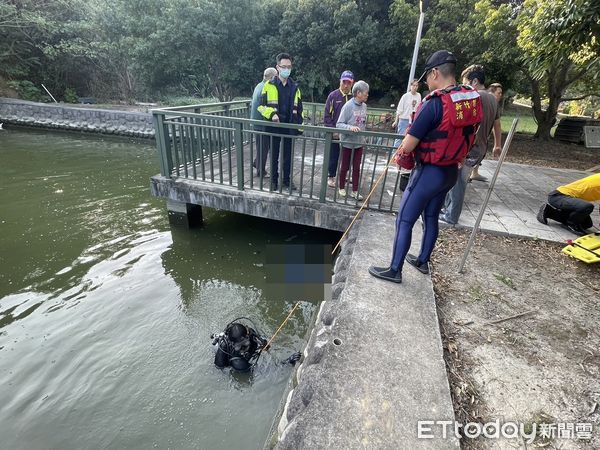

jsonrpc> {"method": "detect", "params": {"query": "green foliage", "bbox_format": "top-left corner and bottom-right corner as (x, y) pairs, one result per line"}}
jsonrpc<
(521, 0), (599, 80)
(0, 0), (597, 134)
(517, 0), (599, 80)
(64, 88), (79, 103)
(7, 81), (44, 102)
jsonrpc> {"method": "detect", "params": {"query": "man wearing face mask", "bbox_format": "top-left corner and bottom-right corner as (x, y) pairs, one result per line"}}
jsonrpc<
(258, 52), (304, 192)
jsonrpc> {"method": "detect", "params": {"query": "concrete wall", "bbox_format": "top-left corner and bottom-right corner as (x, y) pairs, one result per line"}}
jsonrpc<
(0, 98), (155, 138)
(271, 212), (459, 449)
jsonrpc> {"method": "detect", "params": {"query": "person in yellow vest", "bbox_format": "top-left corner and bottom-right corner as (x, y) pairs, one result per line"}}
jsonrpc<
(537, 173), (600, 235)
(258, 52), (303, 191)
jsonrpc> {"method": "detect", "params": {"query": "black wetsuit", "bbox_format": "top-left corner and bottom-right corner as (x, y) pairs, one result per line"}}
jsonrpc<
(214, 328), (266, 372)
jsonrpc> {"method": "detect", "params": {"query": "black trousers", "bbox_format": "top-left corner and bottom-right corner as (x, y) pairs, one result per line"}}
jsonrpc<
(252, 126), (270, 176)
(547, 190), (594, 228)
(266, 126), (294, 185)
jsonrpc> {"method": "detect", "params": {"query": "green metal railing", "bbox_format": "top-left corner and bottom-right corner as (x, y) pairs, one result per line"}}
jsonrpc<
(151, 101), (406, 211)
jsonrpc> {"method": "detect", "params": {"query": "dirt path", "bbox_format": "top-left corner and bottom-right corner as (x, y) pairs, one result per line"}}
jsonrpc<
(431, 229), (600, 449)
(485, 134), (600, 172)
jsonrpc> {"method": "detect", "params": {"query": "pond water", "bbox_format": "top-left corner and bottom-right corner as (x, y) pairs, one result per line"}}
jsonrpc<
(0, 128), (338, 449)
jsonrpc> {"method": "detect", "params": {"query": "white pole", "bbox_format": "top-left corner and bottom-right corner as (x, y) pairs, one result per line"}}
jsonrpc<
(41, 84), (58, 103)
(407, 11), (425, 93)
(457, 117), (519, 273)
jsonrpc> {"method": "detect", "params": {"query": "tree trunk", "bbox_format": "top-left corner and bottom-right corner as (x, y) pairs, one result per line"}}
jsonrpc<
(530, 63), (570, 140)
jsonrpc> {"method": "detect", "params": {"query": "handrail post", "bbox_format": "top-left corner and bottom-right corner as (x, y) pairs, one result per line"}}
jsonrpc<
(153, 112), (172, 176)
(319, 131), (332, 202)
(234, 121), (245, 190)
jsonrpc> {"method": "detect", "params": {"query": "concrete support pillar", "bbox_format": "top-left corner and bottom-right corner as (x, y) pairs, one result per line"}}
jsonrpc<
(166, 200), (203, 228)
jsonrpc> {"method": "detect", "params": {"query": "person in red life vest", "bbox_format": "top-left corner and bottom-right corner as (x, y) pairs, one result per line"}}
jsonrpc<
(369, 50), (482, 283)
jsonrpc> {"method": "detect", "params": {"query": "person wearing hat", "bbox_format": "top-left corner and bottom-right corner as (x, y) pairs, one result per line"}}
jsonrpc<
(369, 50), (482, 283)
(324, 70), (354, 188)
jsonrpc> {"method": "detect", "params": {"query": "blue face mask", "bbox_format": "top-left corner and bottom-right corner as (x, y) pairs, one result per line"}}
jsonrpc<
(279, 68), (291, 79)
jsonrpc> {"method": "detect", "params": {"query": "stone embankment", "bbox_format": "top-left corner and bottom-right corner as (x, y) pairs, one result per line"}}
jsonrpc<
(270, 212), (458, 449)
(0, 98), (154, 138)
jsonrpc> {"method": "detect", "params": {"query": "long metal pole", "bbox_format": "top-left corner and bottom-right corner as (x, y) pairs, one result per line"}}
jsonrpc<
(407, 12), (425, 92)
(457, 117), (519, 273)
(332, 158), (393, 255)
(41, 84), (58, 103)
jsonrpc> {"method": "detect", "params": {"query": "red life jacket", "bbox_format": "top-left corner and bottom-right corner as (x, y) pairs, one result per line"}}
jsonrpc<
(414, 85), (482, 166)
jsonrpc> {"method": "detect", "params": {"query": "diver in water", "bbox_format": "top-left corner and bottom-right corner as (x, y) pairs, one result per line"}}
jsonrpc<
(211, 318), (301, 372)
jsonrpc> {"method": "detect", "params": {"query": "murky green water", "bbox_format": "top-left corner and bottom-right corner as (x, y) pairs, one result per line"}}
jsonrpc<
(0, 128), (338, 449)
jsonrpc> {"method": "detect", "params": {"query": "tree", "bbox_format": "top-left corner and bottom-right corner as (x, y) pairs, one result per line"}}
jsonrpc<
(0, 1), (90, 83)
(517, 0), (599, 139)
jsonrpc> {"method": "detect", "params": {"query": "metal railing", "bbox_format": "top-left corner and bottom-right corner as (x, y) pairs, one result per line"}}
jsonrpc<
(151, 101), (406, 211)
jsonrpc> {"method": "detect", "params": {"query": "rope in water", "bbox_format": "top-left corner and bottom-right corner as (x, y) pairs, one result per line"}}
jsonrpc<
(262, 301), (301, 352)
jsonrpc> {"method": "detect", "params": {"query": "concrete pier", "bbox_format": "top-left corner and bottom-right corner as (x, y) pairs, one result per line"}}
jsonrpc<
(166, 199), (203, 228)
(151, 176), (360, 232)
(273, 212), (459, 449)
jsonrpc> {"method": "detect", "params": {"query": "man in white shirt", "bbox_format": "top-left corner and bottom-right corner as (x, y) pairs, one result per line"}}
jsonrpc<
(392, 79), (421, 148)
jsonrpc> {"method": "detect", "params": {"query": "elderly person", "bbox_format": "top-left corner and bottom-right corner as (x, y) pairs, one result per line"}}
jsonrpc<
(336, 80), (369, 200)
(251, 67), (278, 178)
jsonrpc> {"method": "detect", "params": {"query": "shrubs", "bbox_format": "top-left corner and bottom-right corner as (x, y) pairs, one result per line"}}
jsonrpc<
(64, 87), (78, 103)
(7, 80), (44, 102)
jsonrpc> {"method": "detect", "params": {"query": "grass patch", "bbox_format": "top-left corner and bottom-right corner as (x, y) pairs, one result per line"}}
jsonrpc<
(493, 273), (516, 290)
(468, 285), (485, 302)
(501, 110), (543, 135)
(159, 96), (219, 107)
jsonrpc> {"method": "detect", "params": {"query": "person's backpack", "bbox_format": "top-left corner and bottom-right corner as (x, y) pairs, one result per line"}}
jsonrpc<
(415, 85), (483, 166)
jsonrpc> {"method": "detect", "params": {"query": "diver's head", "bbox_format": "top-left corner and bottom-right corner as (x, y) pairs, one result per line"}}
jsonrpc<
(227, 323), (248, 343)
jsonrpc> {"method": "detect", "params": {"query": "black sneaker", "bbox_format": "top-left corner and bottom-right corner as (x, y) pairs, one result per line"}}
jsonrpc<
(283, 182), (297, 191)
(536, 203), (549, 225)
(564, 223), (587, 236)
(405, 253), (429, 274)
(368, 266), (402, 283)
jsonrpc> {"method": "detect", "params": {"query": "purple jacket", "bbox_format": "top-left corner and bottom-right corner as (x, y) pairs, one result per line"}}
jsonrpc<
(324, 89), (351, 128)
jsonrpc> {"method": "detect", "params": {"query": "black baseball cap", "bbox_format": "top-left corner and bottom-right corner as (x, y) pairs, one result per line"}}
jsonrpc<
(417, 50), (457, 83)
